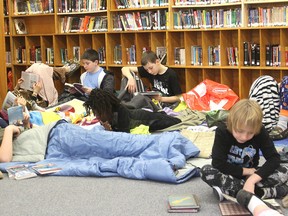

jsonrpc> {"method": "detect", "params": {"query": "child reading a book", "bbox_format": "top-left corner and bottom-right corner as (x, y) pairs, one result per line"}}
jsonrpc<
(83, 88), (181, 133)
(80, 48), (114, 95)
(200, 99), (288, 201)
(121, 50), (182, 107)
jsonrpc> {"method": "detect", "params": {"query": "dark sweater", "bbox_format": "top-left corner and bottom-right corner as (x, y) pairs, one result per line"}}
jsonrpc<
(111, 104), (181, 133)
(212, 124), (280, 179)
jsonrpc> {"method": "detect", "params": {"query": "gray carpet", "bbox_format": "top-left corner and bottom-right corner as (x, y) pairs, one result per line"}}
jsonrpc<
(0, 174), (287, 216)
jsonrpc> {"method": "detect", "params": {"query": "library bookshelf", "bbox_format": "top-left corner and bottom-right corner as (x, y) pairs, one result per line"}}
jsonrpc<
(2, 0), (288, 108)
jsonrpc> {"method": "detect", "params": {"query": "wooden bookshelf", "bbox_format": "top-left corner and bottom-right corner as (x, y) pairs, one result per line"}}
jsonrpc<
(2, 0), (288, 104)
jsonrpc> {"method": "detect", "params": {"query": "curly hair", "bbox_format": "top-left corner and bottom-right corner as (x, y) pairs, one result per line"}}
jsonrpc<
(83, 88), (120, 123)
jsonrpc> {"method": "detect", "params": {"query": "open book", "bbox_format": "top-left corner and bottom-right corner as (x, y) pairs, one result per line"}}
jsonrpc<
(20, 71), (40, 91)
(65, 82), (85, 95)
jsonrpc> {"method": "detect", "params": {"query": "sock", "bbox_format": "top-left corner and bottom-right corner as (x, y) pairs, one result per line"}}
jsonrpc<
(277, 115), (288, 130)
(247, 196), (267, 213)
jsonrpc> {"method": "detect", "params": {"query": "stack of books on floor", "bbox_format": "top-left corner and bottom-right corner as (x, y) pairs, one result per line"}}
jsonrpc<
(167, 194), (200, 213)
(6, 163), (62, 180)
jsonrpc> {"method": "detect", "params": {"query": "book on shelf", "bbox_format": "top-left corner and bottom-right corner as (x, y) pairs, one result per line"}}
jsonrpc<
(243, 42), (251, 66)
(65, 82), (85, 95)
(2, 91), (17, 113)
(14, 18), (28, 34)
(6, 164), (37, 180)
(73, 46), (80, 62)
(167, 194), (200, 213)
(156, 46), (167, 65)
(20, 71), (40, 91)
(14, 0), (29, 15)
(31, 163), (62, 175)
(7, 105), (24, 125)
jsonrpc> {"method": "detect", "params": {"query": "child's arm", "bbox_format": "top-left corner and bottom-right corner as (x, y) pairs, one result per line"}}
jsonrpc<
(0, 125), (21, 162)
(155, 94), (181, 104)
(243, 173), (262, 194)
(121, 66), (138, 93)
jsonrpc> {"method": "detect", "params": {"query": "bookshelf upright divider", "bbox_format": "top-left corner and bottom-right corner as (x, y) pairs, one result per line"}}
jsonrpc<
(2, 0), (288, 104)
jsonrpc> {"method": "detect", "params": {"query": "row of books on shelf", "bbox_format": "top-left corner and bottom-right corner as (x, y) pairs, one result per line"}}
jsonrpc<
(113, 10), (167, 31)
(14, 0), (54, 15)
(13, 43), (288, 67)
(60, 15), (107, 33)
(58, 0), (106, 13)
(113, 45), (167, 65)
(243, 42), (288, 67)
(29, 46), (42, 64)
(175, 45), (238, 66)
(174, 0), (240, 6)
(114, 0), (168, 9)
(173, 8), (241, 30)
(6, 163), (62, 180)
(248, 6), (288, 27)
(15, 46), (54, 64)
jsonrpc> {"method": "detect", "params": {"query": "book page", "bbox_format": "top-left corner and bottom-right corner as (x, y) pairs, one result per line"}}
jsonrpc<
(20, 71), (40, 91)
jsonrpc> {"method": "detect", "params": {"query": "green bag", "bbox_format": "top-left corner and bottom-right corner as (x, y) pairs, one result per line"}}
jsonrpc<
(206, 110), (229, 128)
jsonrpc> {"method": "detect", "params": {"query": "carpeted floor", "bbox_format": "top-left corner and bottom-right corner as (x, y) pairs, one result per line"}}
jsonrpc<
(0, 173), (287, 216)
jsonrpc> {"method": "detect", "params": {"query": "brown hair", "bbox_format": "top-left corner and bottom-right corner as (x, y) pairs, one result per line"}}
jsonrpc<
(227, 99), (263, 135)
(141, 51), (158, 66)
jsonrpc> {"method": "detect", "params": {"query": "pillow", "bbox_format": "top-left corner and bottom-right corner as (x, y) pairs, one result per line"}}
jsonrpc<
(12, 122), (56, 162)
(180, 129), (215, 158)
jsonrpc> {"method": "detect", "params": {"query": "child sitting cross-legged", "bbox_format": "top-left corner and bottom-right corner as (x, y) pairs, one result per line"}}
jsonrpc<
(200, 99), (288, 201)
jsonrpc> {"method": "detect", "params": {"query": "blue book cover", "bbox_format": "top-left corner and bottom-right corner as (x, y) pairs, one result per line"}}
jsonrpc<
(7, 105), (24, 125)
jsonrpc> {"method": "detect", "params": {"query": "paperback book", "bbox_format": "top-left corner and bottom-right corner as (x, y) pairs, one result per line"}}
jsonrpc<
(6, 164), (37, 180)
(2, 91), (17, 113)
(7, 105), (24, 125)
(20, 71), (40, 91)
(167, 194), (200, 213)
(32, 163), (62, 175)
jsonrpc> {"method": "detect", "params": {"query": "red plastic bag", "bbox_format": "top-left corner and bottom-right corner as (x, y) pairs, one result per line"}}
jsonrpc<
(182, 79), (239, 111)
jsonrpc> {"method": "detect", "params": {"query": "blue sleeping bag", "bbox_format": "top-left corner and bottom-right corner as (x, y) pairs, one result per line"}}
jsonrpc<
(0, 123), (201, 183)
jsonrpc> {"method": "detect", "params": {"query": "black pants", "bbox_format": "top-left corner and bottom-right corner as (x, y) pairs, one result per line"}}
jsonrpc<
(200, 164), (288, 199)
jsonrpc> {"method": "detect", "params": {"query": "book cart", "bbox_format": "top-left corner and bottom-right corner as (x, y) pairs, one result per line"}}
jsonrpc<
(2, 0), (288, 107)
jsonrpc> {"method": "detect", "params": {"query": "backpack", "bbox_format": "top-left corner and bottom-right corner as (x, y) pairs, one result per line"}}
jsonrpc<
(117, 72), (145, 102)
(279, 76), (288, 110)
(249, 75), (280, 132)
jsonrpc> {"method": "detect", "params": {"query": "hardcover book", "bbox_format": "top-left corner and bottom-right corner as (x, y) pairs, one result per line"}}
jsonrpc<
(167, 194), (200, 213)
(219, 201), (250, 216)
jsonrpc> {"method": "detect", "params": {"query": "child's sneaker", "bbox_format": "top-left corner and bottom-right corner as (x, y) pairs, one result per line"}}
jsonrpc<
(212, 186), (224, 201)
(0, 170), (3, 179)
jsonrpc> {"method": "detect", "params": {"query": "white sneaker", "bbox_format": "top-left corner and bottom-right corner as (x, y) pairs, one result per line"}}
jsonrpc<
(212, 186), (224, 201)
